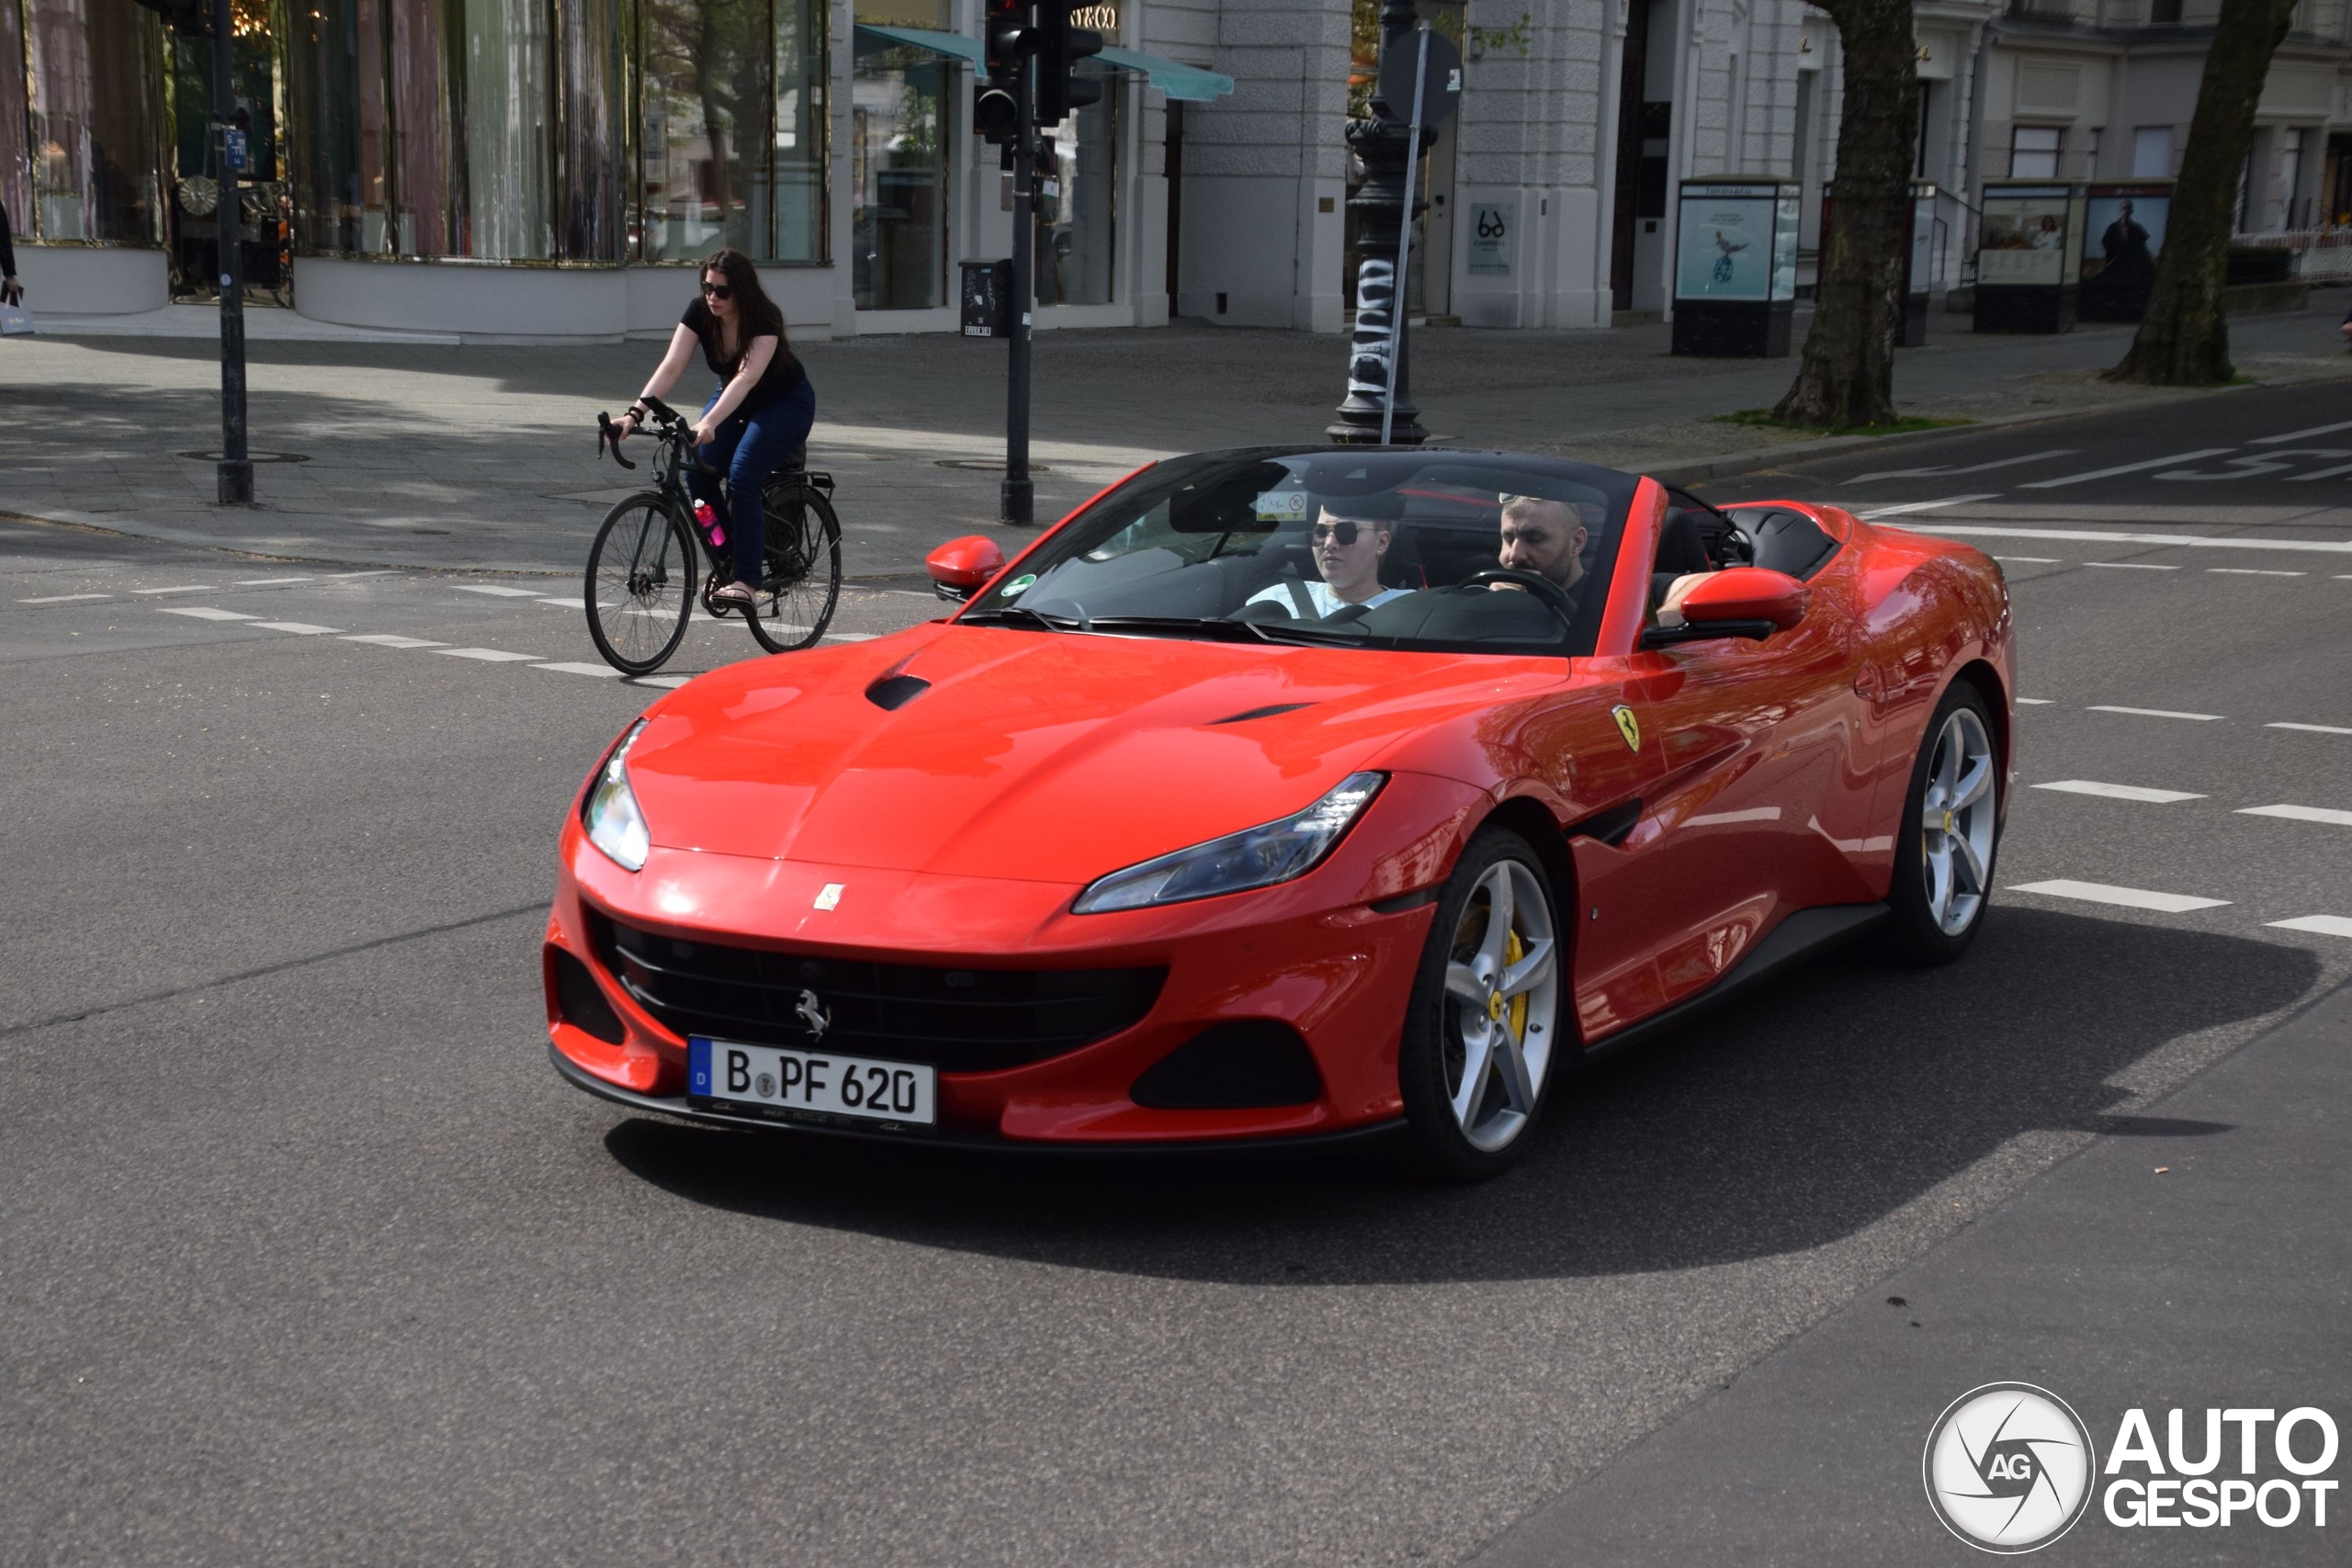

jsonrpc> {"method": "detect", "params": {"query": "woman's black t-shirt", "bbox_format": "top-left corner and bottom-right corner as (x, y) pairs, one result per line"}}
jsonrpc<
(681, 296), (806, 411)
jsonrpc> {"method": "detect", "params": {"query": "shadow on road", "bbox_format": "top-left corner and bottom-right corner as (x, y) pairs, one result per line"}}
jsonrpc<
(600, 906), (2317, 1285)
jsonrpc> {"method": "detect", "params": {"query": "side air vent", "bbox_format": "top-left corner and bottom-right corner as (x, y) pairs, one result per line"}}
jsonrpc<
(1131, 1021), (1325, 1110)
(1212, 703), (1311, 725)
(866, 673), (932, 710)
(551, 947), (626, 1044)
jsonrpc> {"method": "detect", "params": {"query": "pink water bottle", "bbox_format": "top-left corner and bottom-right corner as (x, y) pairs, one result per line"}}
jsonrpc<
(694, 500), (726, 547)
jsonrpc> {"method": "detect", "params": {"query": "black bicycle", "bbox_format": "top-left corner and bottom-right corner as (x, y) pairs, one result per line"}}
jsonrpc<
(584, 394), (842, 676)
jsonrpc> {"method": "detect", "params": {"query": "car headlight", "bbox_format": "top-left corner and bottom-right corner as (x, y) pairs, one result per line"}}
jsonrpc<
(583, 721), (650, 872)
(1072, 772), (1386, 914)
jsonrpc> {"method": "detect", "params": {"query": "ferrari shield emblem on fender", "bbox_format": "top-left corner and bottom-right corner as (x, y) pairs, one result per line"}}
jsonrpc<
(1611, 705), (1642, 752)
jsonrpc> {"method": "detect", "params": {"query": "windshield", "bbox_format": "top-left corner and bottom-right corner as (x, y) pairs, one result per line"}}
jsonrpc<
(961, 448), (1641, 657)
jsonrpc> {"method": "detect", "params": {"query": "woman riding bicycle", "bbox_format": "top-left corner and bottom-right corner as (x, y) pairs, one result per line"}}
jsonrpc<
(612, 249), (815, 609)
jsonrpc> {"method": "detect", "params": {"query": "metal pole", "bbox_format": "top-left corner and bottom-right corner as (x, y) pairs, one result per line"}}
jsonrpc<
(1380, 28), (1430, 448)
(211, 0), (252, 504)
(1327, 0), (1426, 446)
(1001, 52), (1035, 525)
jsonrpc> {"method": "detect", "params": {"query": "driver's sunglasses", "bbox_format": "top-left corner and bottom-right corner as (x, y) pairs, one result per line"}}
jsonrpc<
(1310, 521), (1368, 545)
(700, 281), (734, 300)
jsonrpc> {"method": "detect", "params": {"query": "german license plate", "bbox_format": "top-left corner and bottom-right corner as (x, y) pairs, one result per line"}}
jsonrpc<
(688, 1037), (936, 1129)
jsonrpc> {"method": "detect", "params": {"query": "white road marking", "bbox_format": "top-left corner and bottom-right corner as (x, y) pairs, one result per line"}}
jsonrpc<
(2008, 880), (2231, 913)
(454, 584), (545, 598)
(2085, 561), (2178, 570)
(2017, 697), (2056, 705)
(633, 674), (693, 689)
(537, 596), (587, 608)
(1995, 555), (2061, 563)
(1883, 523), (2352, 556)
(2020, 449), (2233, 488)
(827, 631), (878, 642)
(2237, 804), (2352, 827)
(2252, 419), (2352, 445)
(17, 592), (109, 604)
(2086, 705), (2223, 722)
(342, 634), (446, 649)
(133, 585), (210, 595)
(2268, 915), (2352, 939)
(2267, 721), (2352, 736)
(233, 576), (312, 586)
(532, 661), (625, 679)
(2209, 567), (2304, 577)
(2032, 780), (2206, 803)
(158, 606), (258, 622)
(1842, 450), (2075, 486)
(436, 648), (545, 662)
(322, 570), (400, 580)
(250, 621), (341, 635)
(1855, 494), (1998, 519)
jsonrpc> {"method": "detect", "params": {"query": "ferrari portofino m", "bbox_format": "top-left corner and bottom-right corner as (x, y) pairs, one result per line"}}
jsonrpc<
(545, 448), (2013, 1177)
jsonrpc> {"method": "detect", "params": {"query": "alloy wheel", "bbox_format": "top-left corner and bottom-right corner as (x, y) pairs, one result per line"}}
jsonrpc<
(1440, 859), (1561, 1153)
(1919, 705), (1997, 936)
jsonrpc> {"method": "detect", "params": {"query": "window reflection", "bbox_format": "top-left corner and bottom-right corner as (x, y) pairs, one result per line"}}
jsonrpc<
(0, 0), (30, 223)
(1035, 62), (1115, 306)
(638, 0), (770, 260)
(23, 0), (165, 245)
(852, 36), (949, 310)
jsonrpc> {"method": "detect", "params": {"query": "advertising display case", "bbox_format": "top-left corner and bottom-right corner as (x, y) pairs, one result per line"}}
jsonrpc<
(1820, 182), (1940, 347)
(2078, 182), (2172, 321)
(1670, 178), (1799, 357)
(1973, 181), (2085, 333)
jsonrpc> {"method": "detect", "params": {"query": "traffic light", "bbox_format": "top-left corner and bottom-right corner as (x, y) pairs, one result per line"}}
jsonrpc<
(1034, 0), (1103, 125)
(975, 0), (1031, 148)
(128, 0), (214, 34)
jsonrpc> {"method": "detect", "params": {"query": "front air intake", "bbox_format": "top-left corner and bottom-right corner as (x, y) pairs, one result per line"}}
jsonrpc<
(1130, 1021), (1325, 1109)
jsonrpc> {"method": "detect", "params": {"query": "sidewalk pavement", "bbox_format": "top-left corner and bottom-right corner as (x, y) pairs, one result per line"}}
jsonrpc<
(6, 301), (2348, 581)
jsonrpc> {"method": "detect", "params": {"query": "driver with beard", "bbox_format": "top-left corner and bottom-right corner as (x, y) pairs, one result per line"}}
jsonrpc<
(1492, 494), (1713, 622)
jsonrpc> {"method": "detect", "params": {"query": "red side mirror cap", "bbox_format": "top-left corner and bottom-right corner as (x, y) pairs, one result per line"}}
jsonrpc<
(1679, 566), (1808, 632)
(925, 535), (1005, 602)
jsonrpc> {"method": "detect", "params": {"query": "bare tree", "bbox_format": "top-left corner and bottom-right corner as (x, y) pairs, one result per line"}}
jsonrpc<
(1772, 0), (1917, 429)
(2106, 0), (2300, 386)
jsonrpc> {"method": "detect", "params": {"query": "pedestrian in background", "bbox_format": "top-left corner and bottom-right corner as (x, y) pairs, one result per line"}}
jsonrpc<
(2, 197), (22, 306)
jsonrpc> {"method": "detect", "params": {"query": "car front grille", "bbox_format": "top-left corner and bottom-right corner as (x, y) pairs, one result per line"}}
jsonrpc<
(590, 914), (1166, 1074)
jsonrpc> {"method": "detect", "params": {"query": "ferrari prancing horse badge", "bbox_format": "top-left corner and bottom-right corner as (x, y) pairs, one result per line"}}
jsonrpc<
(1611, 705), (1642, 752)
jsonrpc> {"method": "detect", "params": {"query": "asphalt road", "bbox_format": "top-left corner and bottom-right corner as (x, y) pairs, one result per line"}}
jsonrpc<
(3, 382), (2347, 1566)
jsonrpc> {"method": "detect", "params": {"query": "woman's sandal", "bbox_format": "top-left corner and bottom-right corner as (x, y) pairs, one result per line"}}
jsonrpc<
(708, 581), (759, 608)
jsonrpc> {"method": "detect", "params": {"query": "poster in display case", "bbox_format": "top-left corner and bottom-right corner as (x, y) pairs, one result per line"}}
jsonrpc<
(1672, 178), (1799, 357)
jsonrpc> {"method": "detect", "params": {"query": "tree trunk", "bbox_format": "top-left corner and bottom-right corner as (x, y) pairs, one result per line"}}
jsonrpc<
(2105, 0), (2299, 386)
(1773, 0), (1918, 429)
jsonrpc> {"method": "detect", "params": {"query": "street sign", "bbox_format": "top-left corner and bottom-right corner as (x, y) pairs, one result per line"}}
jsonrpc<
(223, 128), (248, 173)
(1375, 28), (1461, 127)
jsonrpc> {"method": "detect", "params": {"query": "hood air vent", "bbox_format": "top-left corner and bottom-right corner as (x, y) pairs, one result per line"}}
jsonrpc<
(1211, 702), (1311, 725)
(865, 673), (932, 711)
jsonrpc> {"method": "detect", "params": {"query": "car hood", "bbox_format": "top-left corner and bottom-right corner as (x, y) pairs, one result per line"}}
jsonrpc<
(622, 622), (1563, 883)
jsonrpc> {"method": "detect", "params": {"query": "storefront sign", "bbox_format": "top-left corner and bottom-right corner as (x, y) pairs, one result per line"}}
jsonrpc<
(1070, 4), (1118, 29)
(1467, 202), (1513, 276)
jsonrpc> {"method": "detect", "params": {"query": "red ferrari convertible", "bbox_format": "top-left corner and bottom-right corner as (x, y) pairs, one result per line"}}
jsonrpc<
(544, 448), (2012, 1177)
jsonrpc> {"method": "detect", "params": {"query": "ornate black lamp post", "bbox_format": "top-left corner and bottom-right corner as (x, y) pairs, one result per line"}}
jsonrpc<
(1329, 0), (1431, 446)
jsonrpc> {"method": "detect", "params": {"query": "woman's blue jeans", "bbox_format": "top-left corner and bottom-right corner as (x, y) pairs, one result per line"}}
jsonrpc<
(693, 378), (817, 586)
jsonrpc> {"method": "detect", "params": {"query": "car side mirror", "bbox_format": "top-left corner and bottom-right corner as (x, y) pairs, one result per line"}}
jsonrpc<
(1641, 567), (1808, 649)
(926, 535), (1005, 602)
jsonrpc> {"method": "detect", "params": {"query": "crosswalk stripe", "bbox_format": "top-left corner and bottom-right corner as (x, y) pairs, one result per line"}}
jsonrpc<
(455, 585), (545, 598)
(2237, 804), (2352, 827)
(436, 648), (544, 661)
(17, 592), (109, 604)
(158, 606), (258, 622)
(2032, 781), (2204, 803)
(532, 661), (625, 679)
(2087, 705), (2222, 722)
(2267, 915), (2352, 938)
(250, 621), (341, 635)
(2267, 721), (2352, 736)
(2007, 880), (2230, 913)
(341, 634), (445, 649)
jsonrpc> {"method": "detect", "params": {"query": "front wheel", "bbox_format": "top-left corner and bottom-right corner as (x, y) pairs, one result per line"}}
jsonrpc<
(1878, 682), (2002, 964)
(1396, 827), (1566, 1180)
(745, 482), (842, 654)
(584, 494), (695, 675)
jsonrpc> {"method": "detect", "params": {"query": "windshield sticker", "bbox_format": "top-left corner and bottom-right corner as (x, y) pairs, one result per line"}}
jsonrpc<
(1255, 489), (1312, 524)
(1000, 572), (1036, 598)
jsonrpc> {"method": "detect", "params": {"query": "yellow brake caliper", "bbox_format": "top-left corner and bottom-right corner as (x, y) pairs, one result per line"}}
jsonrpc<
(1487, 928), (1528, 1043)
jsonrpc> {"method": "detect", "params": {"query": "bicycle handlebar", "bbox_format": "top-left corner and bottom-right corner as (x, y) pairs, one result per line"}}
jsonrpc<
(596, 400), (727, 479)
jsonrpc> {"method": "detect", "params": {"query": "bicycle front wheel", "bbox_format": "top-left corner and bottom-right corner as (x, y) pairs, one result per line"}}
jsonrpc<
(745, 481), (842, 655)
(584, 493), (696, 675)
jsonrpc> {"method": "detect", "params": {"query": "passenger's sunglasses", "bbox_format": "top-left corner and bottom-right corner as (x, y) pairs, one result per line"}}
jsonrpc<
(1310, 521), (1374, 545)
(700, 281), (734, 300)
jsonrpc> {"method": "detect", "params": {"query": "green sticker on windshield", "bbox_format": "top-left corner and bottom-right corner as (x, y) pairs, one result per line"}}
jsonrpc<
(1001, 572), (1036, 597)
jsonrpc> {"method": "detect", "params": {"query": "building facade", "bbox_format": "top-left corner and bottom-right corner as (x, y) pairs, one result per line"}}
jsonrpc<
(5, 0), (2348, 339)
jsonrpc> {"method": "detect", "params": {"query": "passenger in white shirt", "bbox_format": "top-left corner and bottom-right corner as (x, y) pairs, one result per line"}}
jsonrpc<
(1246, 505), (1414, 618)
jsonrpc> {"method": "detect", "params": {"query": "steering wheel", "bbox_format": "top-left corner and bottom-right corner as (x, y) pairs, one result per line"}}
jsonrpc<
(1461, 568), (1579, 625)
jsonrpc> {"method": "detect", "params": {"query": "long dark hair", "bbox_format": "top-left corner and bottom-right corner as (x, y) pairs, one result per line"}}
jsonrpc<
(699, 247), (786, 350)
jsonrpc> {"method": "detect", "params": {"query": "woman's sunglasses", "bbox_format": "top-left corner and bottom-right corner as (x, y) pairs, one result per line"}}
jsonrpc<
(700, 282), (734, 300)
(1310, 521), (1374, 545)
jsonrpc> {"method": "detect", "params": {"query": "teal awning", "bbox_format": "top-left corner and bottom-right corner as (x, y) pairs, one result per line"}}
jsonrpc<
(854, 24), (983, 65)
(1098, 46), (1234, 102)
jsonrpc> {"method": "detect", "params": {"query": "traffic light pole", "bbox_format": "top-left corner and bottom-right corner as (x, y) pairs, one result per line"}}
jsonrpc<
(210, 0), (252, 504)
(1001, 57), (1035, 527)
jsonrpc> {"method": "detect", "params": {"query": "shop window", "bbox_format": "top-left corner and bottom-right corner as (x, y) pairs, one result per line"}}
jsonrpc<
(2010, 126), (2063, 180)
(1035, 61), (1117, 306)
(22, 0), (165, 245)
(0, 0), (29, 224)
(638, 0), (827, 265)
(852, 26), (952, 309)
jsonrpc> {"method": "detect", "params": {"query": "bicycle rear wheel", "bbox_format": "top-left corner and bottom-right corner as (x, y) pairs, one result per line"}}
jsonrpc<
(584, 494), (696, 675)
(745, 480), (842, 655)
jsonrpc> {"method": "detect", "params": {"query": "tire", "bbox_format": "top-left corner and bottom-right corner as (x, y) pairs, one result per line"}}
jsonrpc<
(1878, 682), (2002, 964)
(1396, 827), (1566, 1180)
(584, 494), (695, 676)
(745, 480), (842, 655)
